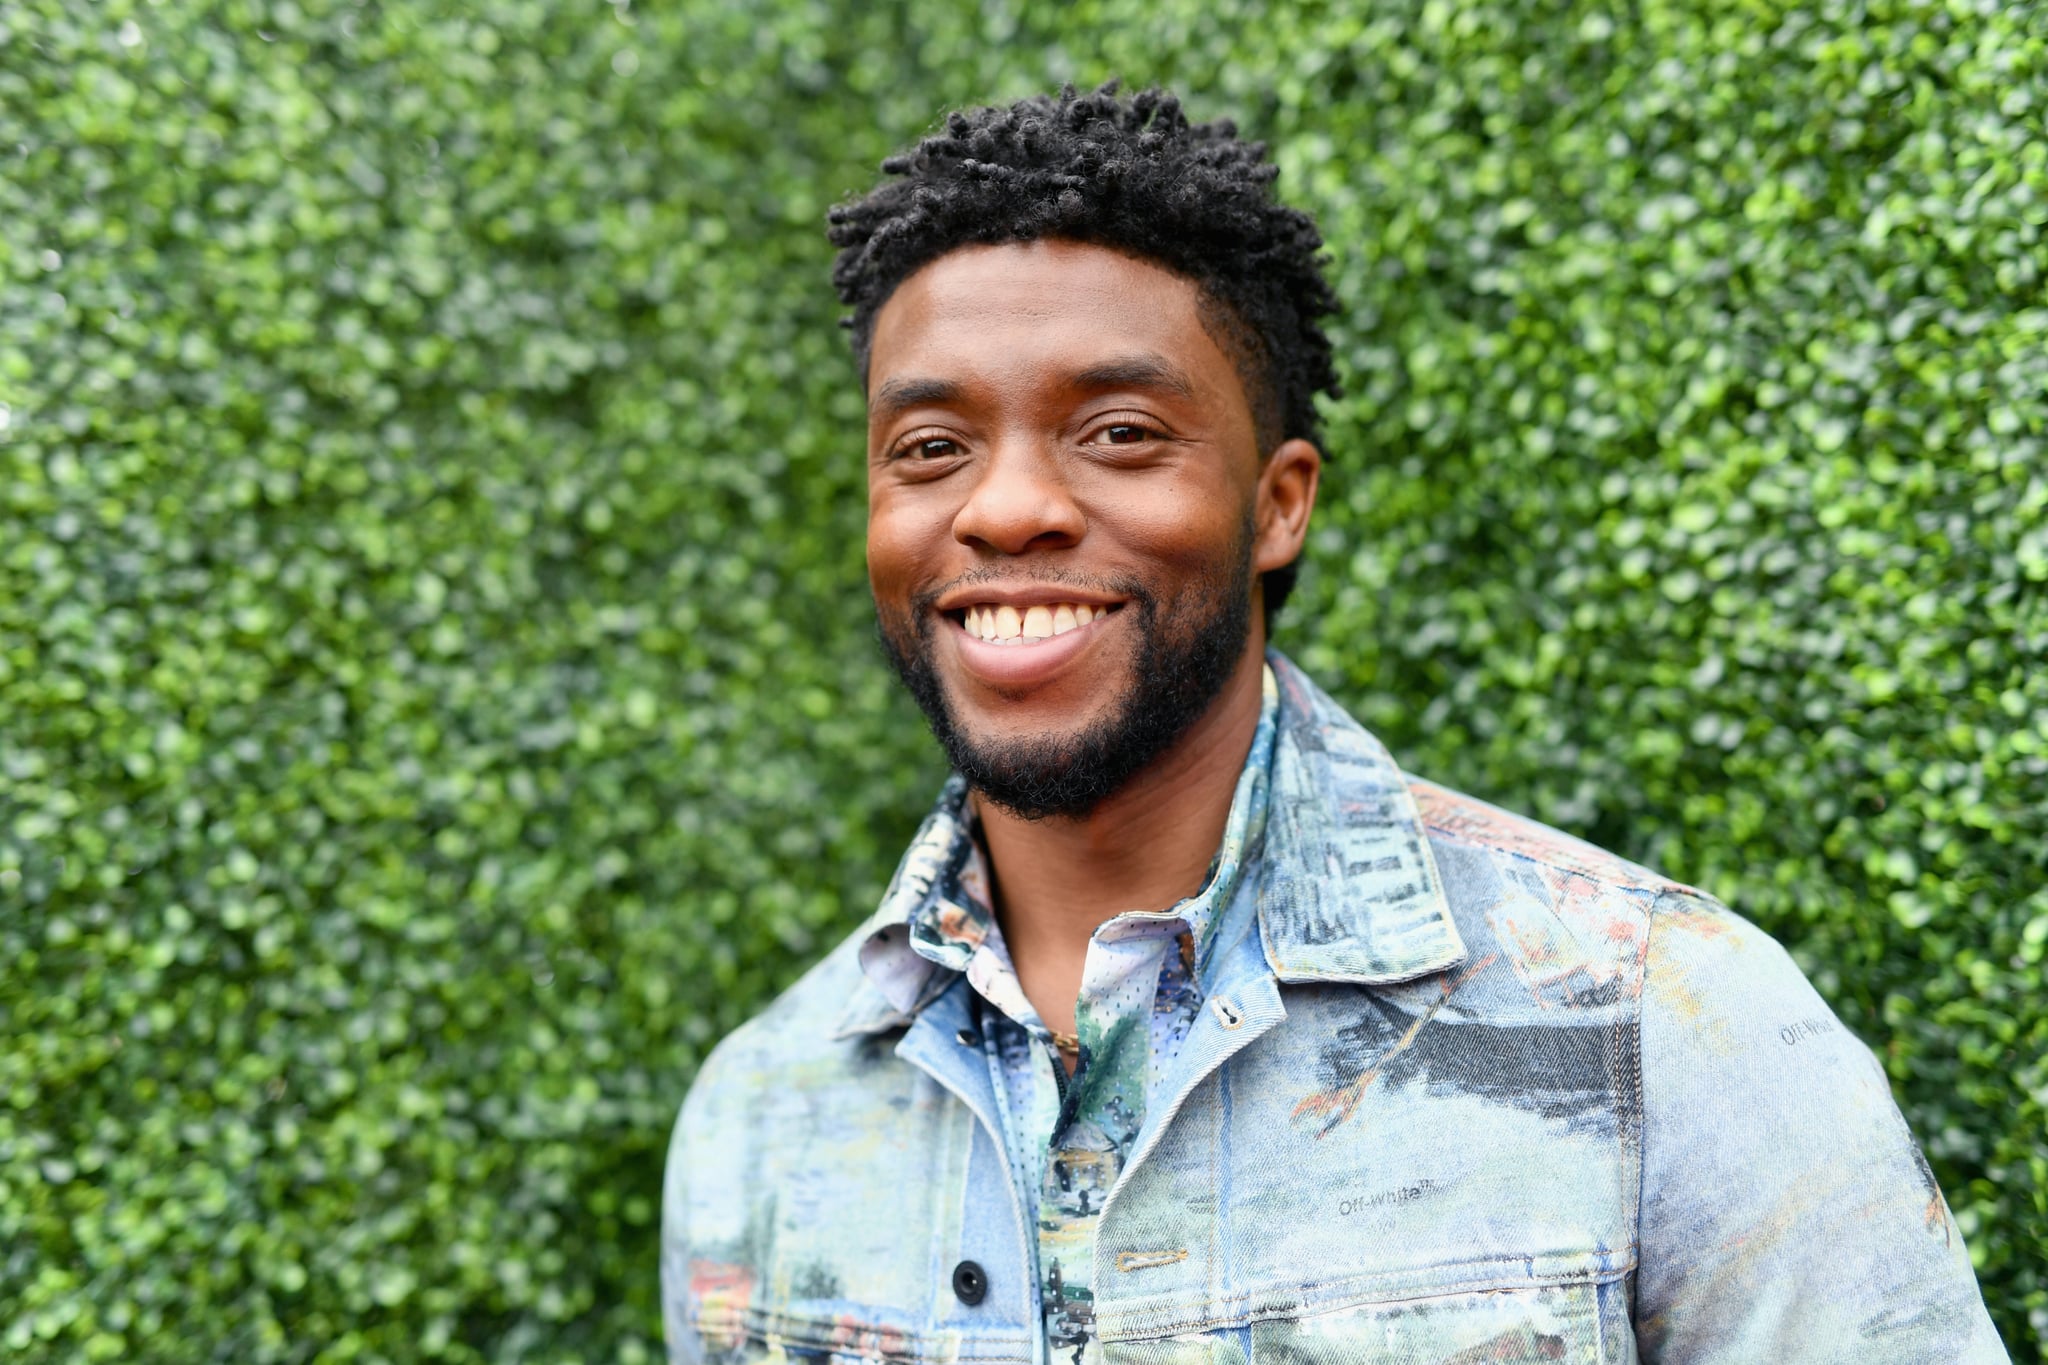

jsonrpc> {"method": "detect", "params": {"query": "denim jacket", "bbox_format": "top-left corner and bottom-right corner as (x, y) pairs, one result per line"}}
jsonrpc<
(663, 654), (2005, 1364)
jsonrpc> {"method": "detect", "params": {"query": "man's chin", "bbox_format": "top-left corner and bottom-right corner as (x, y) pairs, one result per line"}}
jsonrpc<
(936, 671), (1121, 735)
(938, 668), (1245, 821)
(944, 736), (1130, 822)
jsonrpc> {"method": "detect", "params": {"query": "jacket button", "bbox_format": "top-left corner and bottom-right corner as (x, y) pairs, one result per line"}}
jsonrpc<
(955, 1027), (981, 1048)
(951, 1259), (987, 1306)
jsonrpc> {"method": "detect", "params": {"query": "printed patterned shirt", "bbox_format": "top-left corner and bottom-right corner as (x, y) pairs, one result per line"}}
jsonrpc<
(893, 667), (1279, 1365)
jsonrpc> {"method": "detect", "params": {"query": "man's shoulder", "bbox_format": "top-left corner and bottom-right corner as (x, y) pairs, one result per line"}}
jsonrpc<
(1275, 652), (1710, 922)
(1396, 773), (1766, 989)
(1407, 776), (1689, 898)
(1397, 772), (1812, 1013)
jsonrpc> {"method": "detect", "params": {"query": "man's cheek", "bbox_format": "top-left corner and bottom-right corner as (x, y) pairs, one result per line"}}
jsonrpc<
(870, 597), (922, 655)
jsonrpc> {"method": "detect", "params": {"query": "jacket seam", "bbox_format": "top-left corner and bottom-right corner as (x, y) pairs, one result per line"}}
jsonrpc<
(693, 1308), (1035, 1361)
(1632, 888), (1677, 1307)
(1635, 973), (1649, 1250)
(1096, 1254), (1640, 1339)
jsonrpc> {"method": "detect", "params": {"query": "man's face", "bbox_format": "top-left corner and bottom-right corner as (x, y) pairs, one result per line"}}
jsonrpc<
(865, 240), (1303, 819)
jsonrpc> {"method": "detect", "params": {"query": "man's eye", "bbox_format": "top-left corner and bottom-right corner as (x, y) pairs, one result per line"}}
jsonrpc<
(898, 436), (958, 460)
(1100, 423), (1155, 445)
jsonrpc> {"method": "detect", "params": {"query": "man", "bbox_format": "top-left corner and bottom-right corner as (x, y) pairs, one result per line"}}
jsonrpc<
(663, 86), (2005, 1363)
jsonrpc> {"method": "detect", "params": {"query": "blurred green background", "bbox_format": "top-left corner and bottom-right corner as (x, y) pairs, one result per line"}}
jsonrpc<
(2, 0), (2043, 1358)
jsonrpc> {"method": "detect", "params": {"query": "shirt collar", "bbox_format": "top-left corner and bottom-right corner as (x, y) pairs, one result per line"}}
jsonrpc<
(834, 652), (1463, 1039)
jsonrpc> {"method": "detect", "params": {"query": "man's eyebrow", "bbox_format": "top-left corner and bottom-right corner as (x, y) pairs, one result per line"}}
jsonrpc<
(867, 354), (1197, 425)
(1066, 353), (1197, 400)
(868, 377), (961, 424)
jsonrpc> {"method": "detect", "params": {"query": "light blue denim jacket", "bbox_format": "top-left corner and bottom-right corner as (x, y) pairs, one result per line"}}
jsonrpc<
(663, 654), (2005, 1364)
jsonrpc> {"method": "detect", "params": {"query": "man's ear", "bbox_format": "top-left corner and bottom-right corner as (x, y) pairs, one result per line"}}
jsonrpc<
(1253, 438), (1322, 575)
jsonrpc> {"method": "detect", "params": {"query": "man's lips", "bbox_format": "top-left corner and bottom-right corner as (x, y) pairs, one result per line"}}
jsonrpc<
(943, 600), (1126, 689)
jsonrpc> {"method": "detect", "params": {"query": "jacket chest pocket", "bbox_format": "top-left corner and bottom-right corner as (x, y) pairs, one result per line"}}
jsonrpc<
(1101, 1279), (1638, 1365)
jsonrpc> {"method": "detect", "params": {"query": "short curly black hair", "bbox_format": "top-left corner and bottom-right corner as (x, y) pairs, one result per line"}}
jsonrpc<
(828, 82), (1341, 621)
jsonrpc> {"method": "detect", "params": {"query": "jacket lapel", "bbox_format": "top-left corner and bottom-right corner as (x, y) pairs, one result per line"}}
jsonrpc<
(892, 976), (1001, 1139)
(1101, 926), (1287, 1225)
(1105, 655), (1467, 1212)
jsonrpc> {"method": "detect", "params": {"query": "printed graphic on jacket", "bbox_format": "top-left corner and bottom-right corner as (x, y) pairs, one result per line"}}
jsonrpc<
(661, 652), (2006, 1365)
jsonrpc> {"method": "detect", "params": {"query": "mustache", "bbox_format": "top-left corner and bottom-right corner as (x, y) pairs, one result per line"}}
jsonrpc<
(905, 567), (1156, 622)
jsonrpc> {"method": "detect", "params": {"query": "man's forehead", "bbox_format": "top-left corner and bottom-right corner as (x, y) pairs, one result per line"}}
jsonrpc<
(865, 241), (1226, 400)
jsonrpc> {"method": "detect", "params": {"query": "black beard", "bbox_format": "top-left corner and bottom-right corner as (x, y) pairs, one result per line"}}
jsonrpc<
(876, 527), (1256, 822)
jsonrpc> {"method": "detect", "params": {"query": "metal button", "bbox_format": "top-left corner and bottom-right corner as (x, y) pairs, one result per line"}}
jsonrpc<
(951, 1259), (987, 1306)
(955, 1026), (980, 1048)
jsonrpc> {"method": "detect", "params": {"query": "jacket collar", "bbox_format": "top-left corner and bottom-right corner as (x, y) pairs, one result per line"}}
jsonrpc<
(833, 651), (1463, 1039)
(1254, 654), (1465, 983)
(832, 791), (972, 1038)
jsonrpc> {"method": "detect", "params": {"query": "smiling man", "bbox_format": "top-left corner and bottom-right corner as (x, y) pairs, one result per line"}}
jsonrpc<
(662, 87), (2004, 1364)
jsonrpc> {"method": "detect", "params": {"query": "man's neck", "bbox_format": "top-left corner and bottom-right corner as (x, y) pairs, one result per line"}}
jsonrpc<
(972, 642), (1269, 1040)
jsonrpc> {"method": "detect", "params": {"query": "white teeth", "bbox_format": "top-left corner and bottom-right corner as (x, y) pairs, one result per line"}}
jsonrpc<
(964, 602), (1111, 644)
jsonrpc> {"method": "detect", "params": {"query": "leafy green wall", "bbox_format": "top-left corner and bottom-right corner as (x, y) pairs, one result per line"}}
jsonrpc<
(2, 0), (2040, 1358)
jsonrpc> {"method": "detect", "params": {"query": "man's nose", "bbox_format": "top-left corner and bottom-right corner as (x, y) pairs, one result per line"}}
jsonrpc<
(949, 440), (1084, 555)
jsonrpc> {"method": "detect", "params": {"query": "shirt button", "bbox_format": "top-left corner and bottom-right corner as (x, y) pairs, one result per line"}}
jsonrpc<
(955, 1027), (981, 1048)
(951, 1259), (987, 1306)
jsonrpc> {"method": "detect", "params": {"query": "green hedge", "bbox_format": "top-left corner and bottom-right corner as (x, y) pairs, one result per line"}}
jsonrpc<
(2, 0), (2040, 1358)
